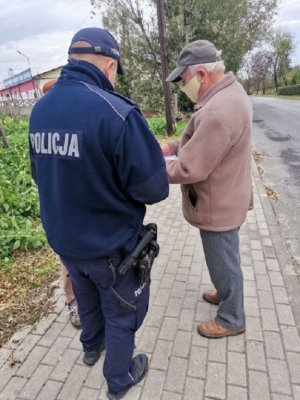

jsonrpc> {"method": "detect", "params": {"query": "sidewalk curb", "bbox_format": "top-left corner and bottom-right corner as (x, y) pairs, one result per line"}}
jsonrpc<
(251, 157), (300, 333)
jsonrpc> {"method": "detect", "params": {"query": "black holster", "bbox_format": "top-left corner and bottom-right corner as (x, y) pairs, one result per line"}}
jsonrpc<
(118, 223), (159, 285)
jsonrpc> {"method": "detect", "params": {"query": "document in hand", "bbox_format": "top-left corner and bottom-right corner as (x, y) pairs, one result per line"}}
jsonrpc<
(164, 155), (177, 161)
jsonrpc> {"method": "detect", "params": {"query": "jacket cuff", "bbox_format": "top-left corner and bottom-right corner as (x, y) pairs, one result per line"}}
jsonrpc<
(167, 141), (179, 156)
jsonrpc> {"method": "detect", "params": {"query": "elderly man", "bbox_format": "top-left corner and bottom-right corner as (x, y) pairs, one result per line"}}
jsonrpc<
(162, 40), (253, 338)
(29, 27), (169, 399)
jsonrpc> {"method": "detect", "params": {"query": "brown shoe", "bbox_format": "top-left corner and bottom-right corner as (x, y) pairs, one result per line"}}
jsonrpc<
(197, 320), (245, 339)
(202, 289), (220, 305)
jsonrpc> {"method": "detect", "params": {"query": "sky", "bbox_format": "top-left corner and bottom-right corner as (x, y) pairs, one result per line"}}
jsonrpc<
(276, 0), (300, 63)
(0, 0), (300, 84)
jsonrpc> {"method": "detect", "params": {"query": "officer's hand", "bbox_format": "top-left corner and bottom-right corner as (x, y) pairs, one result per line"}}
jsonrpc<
(161, 143), (171, 157)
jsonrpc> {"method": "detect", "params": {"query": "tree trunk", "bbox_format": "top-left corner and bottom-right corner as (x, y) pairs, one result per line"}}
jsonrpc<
(273, 57), (279, 91)
(0, 125), (9, 148)
(156, 0), (175, 136)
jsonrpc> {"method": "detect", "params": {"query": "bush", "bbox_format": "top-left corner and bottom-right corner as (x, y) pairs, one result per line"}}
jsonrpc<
(147, 115), (167, 135)
(291, 69), (300, 85)
(147, 114), (188, 137)
(277, 84), (300, 96)
(0, 117), (46, 258)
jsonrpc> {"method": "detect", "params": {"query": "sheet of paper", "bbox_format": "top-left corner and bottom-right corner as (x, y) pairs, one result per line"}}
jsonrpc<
(164, 155), (177, 160)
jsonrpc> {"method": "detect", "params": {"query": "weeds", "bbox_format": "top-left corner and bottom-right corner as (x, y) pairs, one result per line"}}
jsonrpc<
(147, 114), (188, 137)
(0, 117), (46, 258)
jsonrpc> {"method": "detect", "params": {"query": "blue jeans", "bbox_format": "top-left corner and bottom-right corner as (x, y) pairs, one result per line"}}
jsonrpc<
(200, 229), (245, 329)
(61, 255), (149, 393)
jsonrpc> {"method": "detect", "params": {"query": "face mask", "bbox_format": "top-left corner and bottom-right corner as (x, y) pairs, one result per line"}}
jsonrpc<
(180, 75), (201, 103)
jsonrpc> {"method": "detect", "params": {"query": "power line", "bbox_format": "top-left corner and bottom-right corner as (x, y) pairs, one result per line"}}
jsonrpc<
(54, 4), (99, 56)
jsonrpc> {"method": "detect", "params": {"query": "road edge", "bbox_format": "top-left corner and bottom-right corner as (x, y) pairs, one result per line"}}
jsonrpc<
(251, 157), (300, 332)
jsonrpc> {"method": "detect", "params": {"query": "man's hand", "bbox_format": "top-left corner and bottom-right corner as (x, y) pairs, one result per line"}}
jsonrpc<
(161, 143), (171, 157)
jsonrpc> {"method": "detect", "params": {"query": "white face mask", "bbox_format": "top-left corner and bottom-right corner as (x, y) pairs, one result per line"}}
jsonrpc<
(180, 74), (201, 103)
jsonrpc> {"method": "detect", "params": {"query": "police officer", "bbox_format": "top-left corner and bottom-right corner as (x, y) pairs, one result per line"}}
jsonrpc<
(29, 27), (169, 400)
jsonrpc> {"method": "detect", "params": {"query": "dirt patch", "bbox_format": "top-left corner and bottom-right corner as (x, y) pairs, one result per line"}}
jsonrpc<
(0, 247), (60, 348)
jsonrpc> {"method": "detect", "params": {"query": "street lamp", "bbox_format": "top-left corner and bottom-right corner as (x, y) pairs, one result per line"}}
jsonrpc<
(16, 50), (38, 98)
(16, 50), (32, 76)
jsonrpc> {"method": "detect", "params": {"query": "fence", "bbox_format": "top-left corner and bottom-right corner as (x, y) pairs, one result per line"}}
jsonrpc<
(0, 99), (37, 118)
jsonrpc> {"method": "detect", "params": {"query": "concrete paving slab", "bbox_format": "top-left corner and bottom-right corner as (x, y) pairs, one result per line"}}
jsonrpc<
(1, 160), (300, 399)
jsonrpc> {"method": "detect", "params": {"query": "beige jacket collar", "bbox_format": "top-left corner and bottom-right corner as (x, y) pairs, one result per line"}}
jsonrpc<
(194, 71), (236, 111)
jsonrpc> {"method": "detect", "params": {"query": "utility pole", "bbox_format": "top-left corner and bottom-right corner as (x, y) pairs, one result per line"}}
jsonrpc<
(183, 1), (189, 44)
(156, 0), (175, 136)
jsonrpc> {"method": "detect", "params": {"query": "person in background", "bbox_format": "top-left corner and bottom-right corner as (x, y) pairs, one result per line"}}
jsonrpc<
(41, 79), (81, 329)
(30, 27), (168, 400)
(162, 39), (253, 339)
(42, 79), (57, 95)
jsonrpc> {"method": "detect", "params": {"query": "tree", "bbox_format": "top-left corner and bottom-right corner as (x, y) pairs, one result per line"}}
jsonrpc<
(92, 0), (278, 112)
(93, 0), (164, 111)
(249, 50), (273, 94)
(239, 54), (253, 95)
(270, 29), (294, 90)
(156, 0), (175, 135)
(165, 0), (278, 72)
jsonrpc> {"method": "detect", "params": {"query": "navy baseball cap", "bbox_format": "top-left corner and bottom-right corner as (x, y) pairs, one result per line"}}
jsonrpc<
(68, 27), (123, 75)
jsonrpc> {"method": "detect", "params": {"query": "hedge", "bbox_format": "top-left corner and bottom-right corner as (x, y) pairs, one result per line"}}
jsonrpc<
(277, 84), (300, 96)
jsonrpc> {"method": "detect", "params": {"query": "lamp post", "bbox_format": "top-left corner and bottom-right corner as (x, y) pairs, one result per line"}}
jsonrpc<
(16, 50), (32, 75)
(16, 50), (38, 98)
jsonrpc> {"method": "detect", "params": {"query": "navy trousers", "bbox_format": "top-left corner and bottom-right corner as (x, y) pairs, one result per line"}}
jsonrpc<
(61, 255), (149, 394)
(200, 229), (245, 329)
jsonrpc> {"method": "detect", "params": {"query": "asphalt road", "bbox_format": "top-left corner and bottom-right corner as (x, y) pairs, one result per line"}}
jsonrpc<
(251, 96), (300, 267)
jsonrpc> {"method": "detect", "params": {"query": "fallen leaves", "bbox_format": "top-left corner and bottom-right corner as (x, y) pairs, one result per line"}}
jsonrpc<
(264, 186), (278, 202)
(252, 148), (264, 176)
(252, 147), (278, 201)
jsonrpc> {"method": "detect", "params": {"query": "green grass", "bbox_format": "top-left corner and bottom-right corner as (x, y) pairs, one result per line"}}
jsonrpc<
(252, 93), (300, 100)
(0, 117), (58, 348)
(147, 114), (188, 139)
(276, 95), (300, 100)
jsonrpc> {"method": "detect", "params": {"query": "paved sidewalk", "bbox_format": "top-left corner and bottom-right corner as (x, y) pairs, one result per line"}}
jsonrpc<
(1, 161), (300, 400)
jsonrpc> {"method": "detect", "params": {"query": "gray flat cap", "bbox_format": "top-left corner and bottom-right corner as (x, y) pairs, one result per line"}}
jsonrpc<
(166, 40), (222, 82)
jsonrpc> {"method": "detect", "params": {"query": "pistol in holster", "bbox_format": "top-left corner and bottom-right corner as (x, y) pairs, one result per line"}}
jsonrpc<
(118, 223), (159, 285)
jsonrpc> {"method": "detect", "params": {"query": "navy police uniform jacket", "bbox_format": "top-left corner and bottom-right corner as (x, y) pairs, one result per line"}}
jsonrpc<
(29, 60), (169, 259)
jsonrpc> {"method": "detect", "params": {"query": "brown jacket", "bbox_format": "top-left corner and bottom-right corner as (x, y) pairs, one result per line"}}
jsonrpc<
(167, 72), (253, 231)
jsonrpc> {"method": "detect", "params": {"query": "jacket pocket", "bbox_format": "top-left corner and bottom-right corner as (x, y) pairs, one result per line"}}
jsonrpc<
(186, 185), (198, 208)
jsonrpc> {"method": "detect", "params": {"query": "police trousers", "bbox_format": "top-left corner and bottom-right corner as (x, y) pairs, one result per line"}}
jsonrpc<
(61, 255), (149, 394)
(200, 228), (245, 329)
